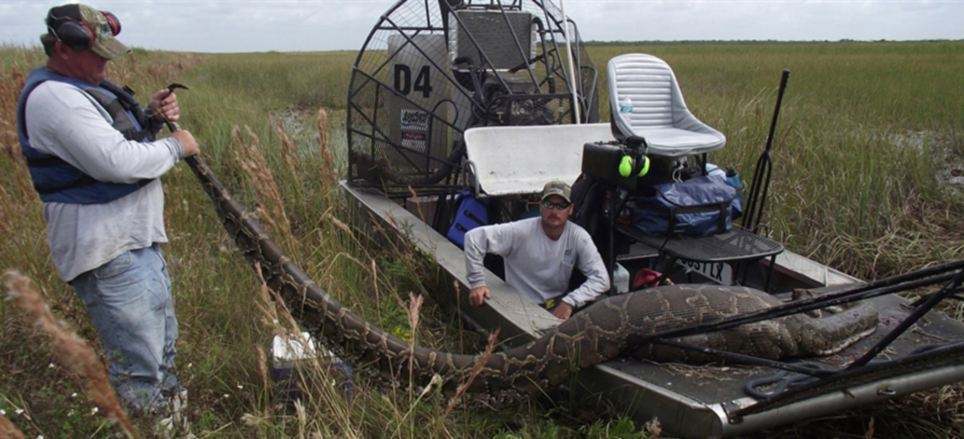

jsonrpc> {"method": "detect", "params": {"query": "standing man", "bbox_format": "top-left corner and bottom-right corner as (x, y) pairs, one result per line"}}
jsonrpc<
(16, 4), (199, 416)
(463, 180), (610, 320)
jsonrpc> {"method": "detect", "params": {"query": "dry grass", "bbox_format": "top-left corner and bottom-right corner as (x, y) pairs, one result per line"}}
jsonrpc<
(0, 42), (960, 437)
(316, 107), (337, 188)
(231, 124), (299, 255)
(0, 413), (24, 439)
(2, 271), (135, 437)
(272, 116), (302, 180)
(445, 330), (500, 416)
(753, 383), (964, 438)
(0, 68), (24, 161)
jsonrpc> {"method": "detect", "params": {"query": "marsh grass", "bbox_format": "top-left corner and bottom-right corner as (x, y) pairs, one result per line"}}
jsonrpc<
(0, 413), (24, 439)
(0, 41), (961, 437)
(2, 271), (135, 437)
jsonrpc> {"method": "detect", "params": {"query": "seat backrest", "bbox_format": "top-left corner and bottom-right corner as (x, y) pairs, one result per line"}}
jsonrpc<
(608, 54), (679, 134)
(606, 53), (726, 157)
(464, 123), (613, 197)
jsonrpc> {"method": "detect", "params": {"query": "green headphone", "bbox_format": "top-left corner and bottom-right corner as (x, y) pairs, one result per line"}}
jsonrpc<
(618, 153), (650, 178)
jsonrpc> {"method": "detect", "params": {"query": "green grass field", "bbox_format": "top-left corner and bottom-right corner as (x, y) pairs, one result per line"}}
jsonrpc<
(1, 41), (961, 437)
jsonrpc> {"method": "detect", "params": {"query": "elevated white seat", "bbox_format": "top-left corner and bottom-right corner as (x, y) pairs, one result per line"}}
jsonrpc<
(464, 123), (613, 196)
(608, 53), (725, 157)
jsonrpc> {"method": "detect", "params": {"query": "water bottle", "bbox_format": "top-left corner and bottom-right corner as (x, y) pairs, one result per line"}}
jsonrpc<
(618, 96), (633, 114)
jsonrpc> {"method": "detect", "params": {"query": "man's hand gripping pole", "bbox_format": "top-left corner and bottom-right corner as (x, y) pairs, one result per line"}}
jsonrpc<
(162, 83), (189, 132)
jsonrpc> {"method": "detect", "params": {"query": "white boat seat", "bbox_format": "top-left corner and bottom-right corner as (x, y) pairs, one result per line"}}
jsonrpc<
(608, 53), (725, 157)
(463, 123), (614, 197)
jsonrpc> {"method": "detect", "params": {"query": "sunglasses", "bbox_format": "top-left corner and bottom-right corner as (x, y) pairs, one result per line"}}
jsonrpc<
(541, 199), (571, 210)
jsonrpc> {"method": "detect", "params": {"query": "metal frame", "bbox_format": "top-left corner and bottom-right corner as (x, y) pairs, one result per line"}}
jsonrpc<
(346, 0), (599, 193)
(743, 70), (790, 234)
(636, 260), (964, 420)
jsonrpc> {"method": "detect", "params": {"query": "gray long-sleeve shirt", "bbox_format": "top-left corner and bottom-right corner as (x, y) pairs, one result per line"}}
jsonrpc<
(463, 217), (610, 308)
(24, 80), (184, 281)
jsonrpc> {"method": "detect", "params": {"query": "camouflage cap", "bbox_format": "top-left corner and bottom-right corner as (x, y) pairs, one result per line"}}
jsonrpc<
(541, 180), (571, 203)
(46, 4), (130, 60)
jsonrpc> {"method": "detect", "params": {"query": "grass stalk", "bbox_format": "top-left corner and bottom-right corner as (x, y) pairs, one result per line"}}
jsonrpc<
(2, 271), (136, 438)
(0, 413), (24, 439)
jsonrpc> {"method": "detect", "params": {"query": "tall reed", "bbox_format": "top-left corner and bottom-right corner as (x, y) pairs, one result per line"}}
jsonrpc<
(231, 125), (299, 255)
(0, 414), (24, 439)
(2, 271), (135, 437)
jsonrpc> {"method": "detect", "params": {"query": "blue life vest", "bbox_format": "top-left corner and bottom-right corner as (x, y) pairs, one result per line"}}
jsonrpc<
(16, 68), (157, 204)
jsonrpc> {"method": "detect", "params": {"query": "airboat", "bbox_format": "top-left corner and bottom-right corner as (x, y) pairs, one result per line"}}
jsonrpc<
(334, 1), (963, 436)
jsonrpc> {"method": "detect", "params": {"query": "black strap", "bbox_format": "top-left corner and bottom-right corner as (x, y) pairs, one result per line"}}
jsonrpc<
(36, 175), (154, 195)
(84, 85), (152, 142)
(25, 154), (69, 167)
(463, 210), (485, 226)
(34, 174), (98, 195)
(743, 361), (830, 399)
(97, 81), (158, 139)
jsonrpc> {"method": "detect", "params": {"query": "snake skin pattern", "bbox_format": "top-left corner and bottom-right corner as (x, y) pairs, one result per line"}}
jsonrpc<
(185, 156), (878, 393)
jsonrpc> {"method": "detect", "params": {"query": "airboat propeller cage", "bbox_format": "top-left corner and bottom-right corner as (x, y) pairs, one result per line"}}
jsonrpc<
(347, 0), (599, 192)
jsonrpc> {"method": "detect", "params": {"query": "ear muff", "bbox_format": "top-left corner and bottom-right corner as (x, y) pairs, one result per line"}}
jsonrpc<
(46, 9), (120, 52)
(618, 155), (634, 178)
(636, 154), (650, 177)
(101, 11), (121, 36)
(50, 20), (94, 50)
(617, 153), (651, 178)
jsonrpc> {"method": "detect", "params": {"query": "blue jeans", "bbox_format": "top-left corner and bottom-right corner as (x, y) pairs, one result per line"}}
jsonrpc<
(70, 244), (179, 414)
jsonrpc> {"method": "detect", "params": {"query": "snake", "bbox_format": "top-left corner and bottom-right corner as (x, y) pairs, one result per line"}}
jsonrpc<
(184, 155), (879, 393)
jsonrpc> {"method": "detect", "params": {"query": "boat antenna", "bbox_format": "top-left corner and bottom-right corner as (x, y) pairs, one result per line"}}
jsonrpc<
(559, 0), (581, 124)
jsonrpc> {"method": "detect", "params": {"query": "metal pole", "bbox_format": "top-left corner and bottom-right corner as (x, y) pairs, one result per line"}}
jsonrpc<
(558, 0), (581, 124)
(743, 69), (789, 233)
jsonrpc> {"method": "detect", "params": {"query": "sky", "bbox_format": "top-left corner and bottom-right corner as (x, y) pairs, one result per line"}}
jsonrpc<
(0, 0), (961, 53)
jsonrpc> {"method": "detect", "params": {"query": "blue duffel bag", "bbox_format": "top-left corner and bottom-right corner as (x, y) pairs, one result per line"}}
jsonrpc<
(628, 173), (742, 237)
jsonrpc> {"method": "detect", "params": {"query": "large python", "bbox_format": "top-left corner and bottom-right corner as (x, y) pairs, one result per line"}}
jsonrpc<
(184, 156), (878, 393)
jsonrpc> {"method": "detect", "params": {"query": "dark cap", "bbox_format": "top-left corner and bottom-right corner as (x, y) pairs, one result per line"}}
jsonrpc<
(541, 180), (571, 203)
(46, 4), (129, 59)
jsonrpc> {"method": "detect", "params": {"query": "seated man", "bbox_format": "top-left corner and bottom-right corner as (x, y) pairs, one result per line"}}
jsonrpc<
(463, 180), (610, 320)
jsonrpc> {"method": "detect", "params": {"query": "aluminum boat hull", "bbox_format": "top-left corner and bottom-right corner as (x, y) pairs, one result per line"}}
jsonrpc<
(341, 181), (964, 438)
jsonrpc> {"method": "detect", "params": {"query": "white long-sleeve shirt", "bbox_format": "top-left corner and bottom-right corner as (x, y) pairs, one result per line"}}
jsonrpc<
(463, 217), (610, 308)
(23, 80), (184, 281)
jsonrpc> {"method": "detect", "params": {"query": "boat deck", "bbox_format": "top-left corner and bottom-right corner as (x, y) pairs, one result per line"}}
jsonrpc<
(341, 181), (964, 438)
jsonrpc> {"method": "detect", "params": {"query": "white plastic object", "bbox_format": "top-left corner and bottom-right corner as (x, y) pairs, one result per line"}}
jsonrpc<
(464, 123), (614, 196)
(614, 263), (630, 294)
(705, 163), (726, 179)
(608, 53), (726, 157)
(271, 332), (318, 369)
